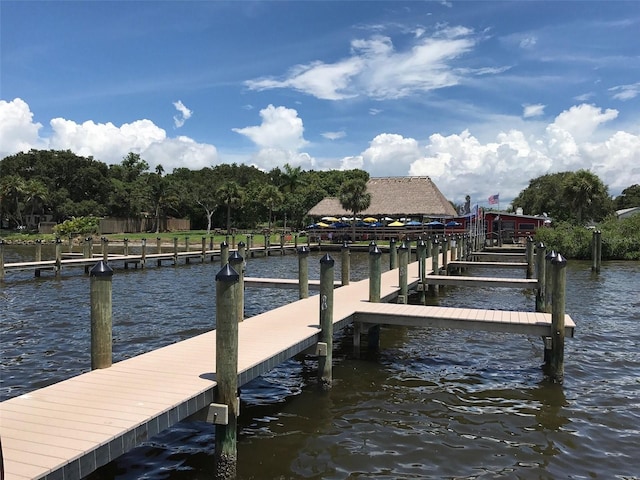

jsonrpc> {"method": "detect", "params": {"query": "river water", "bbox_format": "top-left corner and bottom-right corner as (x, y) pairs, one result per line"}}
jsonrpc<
(1, 246), (639, 479)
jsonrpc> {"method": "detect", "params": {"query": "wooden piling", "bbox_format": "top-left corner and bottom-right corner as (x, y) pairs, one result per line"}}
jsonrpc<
(141, 238), (147, 268)
(441, 236), (448, 278)
(548, 253), (567, 383)
(318, 254), (334, 389)
(526, 236), (535, 279)
(214, 264), (240, 480)
(417, 239), (427, 303)
(544, 250), (556, 314)
(220, 241), (229, 267)
(369, 245), (382, 303)
(173, 237), (179, 265)
(297, 246), (310, 299)
(594, 230), (602, 273)
(36, 239), (43, 277)
(101, 237), (109, 263)
(0, 240), (4, 281)
(237, 241), (246, 265)
(341, 241), (351, 286)
(398, 241), (409, 304)
(229, 251), (244, 323)
(389, 238), (397, 270)
(430, 239), (439, 295)
(201, 237), (207, 262)
(535, 242), (546, 312)
(55, 238), (62, 276)
(90, 261), (113, 370)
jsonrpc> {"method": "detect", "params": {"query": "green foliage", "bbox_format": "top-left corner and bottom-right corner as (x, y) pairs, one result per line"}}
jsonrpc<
(614, 184), (640, 210)
(535, 214), (640, 260)
(52, 216), (100, 236)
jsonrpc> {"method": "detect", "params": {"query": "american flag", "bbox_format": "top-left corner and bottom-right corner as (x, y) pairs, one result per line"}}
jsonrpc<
(488, 194), (499, 205)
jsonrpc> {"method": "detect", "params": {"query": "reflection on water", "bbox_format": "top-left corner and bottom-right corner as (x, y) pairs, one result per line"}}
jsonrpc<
(1, 247), (639, 478)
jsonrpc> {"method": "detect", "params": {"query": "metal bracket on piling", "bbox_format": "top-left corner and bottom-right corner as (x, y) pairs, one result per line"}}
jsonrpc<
(316, 342), (328, 357)
(206, 398), (239, 425)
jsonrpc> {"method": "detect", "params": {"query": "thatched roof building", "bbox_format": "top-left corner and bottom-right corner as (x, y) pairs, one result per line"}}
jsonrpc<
(308, 176), (457, 219)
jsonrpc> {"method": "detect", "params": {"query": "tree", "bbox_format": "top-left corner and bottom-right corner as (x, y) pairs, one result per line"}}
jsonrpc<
(257, 184), (284, 231)
(217, 181), (244, 234)
(615, 184), (640, 210)
(338, 179), (371, 242)
(563, 169), (612, 224)
(0, 174), (27, 227)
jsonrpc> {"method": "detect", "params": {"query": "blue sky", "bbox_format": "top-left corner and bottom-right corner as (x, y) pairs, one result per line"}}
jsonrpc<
(1, 0), (639, 208)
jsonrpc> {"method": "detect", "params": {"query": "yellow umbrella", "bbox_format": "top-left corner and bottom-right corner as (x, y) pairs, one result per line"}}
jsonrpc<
(316, 222), (330, 228)
(388, 220), (404, 227)
(363, 217), (378, 223)
(321, 216), (339, 222)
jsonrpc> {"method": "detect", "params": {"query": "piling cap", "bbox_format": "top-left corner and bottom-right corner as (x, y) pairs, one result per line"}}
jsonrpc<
(221, 241), (228, 247)
(370, 245), (382, 256)
(229, 250), (244, 264)
(320, 253), (335, 266)
(545, 250), (557, 261)
(342, 241), (350, 249)
(90, 260), (113, 277)
(538, 241), (545, 248)
(551, 252), (567, 266)
(215, 263), (239, 282)
(297, 245), (310, 255)
(238, 241), (245, 248)
(399, 241), (409, 250)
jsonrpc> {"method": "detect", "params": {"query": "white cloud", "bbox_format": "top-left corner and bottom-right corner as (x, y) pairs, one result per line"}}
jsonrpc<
(233, 104), (308, 150)
(0, 98), (47, 157)
(245, 25), (491, 100)
(321, 131), (346, 140)
(523, 104), (545, 118)
(361, 133), (422, 176)
(339, 155), (364, 170)
(0, 98), (217, 172)
(519, 36), (537, 49)
(609, 82), (640, 101)
(172, 100), (192, 128)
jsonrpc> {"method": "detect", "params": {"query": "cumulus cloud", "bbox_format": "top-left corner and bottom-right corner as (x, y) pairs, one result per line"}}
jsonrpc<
(0, 98), (47, 157)
(523, 104), (545, 118)
(173, 100), (192, 128)
(245, 25), (497, 100)
(0, 98), (217, 172)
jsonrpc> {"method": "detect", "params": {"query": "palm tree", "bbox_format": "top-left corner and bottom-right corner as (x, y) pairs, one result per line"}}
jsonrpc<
(338, 179), (371, 243)
(258, 184), (284, 232)
(0, 174), (27, 228)
(217, 181), (244, 234)
(564, 169), (609, 224)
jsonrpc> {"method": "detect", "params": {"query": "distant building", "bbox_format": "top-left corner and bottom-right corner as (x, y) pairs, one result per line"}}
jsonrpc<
(307, 176), (457, 219)
(616, 206), (640, 219)
(484, 211), (550, 244)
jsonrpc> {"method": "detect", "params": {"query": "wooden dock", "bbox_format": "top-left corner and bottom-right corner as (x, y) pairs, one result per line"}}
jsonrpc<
(0, 252), (575, 480)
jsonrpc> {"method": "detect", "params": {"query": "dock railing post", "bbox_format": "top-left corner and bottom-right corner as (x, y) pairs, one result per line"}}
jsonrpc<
(220, 241), (229, 267)
(298, 246), (310, 299)
(535, 242), (546, 312)
(341, 240), (351, 286)
(526, 236), (535, 279)
(229, 251), (244, 323)
(548, 253), (567, 383)
(214, 264), (240, 479)
(544, 250), (556, 314)
(318, 254), (335, 389)
(90, 260), (113, 370)
(398, 241), (409, 304)
(389, 238), (397, 270)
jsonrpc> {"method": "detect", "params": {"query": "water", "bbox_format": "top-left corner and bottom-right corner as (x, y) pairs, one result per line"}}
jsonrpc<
(1, 247), (639, 479)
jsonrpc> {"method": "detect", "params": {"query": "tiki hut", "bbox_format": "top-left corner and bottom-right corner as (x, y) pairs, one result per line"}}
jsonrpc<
(307, 176), (456, 220)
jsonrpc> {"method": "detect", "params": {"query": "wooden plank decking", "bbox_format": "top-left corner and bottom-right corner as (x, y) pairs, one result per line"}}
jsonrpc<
(0, 256), (575, 480)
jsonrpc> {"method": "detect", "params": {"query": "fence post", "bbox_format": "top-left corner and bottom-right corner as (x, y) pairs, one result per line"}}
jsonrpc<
(90, 261), (113, 370)
(535, 242), (546, 312)
(318, 254), (334, 389)
(229, 251), (244, 323)
(298, 246), (310, 299)
(341, 240), (351, 286)
(214, 264), (240, 479)
(548, 253), (567, 383)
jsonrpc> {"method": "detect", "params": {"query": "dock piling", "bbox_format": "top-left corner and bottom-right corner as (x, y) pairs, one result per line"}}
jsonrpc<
(526, 237), (535, 279)
(591, 230), (602, 273)
(297, 246), (309, 299)
(535, 242), (546, 312)
(214, 264), (240, 479)
(341, 241), (351, 286)
(0, 240), (4, 281)
(430, 238), (439, 295)
(398, 241), (409, 304)
(318, 254), (334, 389)
(548, 253), (567, 383)
(389, 238), (397, 269)
(229, 251), (244, 322)
(90, 261), (113, 370)
(55, 238), (62, 275)
(220, 241), (229, 267)
(544, 250), (556, 314)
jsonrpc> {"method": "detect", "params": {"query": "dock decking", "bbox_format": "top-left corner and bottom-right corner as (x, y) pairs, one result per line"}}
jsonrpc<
(0, 254), (575, 480)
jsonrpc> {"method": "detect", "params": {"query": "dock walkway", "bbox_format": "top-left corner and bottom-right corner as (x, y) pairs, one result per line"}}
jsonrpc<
(0, 257), (575, 480)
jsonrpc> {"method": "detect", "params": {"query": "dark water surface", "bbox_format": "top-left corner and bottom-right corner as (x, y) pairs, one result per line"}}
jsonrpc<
(1, 246), (639, 479)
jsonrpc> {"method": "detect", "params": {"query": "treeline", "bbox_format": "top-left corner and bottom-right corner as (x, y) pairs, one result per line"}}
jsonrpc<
(0, 149), (369, 231)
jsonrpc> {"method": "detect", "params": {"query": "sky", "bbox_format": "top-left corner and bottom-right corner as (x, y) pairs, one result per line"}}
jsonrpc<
(1, 1), (639, 210)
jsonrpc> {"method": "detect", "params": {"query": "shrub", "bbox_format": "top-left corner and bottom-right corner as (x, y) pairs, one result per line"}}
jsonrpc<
(52, 216), (99, 237)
